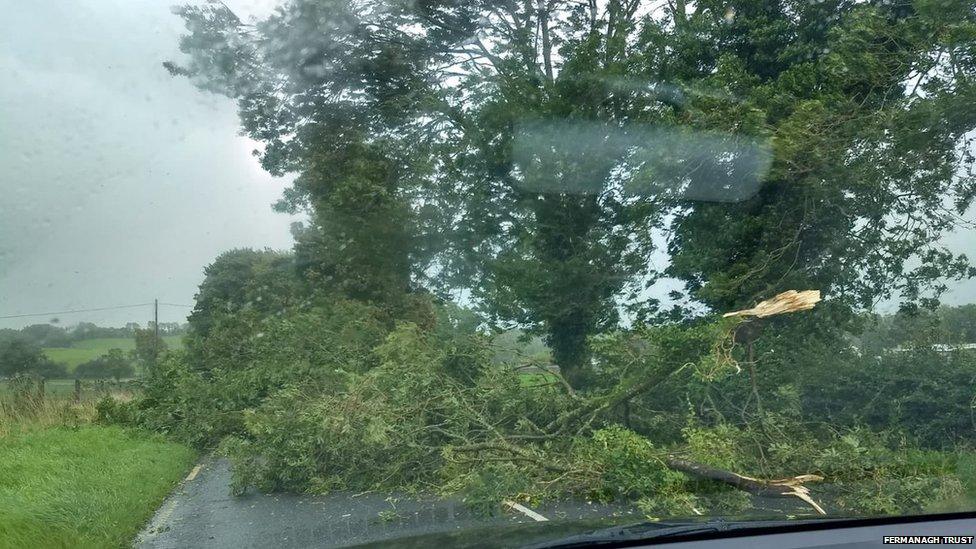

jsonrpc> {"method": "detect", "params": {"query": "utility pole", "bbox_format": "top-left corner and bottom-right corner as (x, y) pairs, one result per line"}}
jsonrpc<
(153, 298), (159, 364)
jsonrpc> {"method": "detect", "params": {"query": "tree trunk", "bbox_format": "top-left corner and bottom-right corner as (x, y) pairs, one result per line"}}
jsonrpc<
(548, 324), (592, 388)
(665, 456), (826, 515)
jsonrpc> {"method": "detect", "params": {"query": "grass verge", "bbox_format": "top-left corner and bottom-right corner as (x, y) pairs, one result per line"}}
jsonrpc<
(0, 425), (195, 548)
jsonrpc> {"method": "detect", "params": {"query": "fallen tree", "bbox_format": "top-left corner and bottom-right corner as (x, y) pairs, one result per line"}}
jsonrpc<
(106, 289), (965, 518)
(513, 291), (829, 513)
(664, 456), (826, 515)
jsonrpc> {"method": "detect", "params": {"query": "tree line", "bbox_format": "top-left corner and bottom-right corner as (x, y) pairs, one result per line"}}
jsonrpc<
(0, 321), (185, 349)
(0, 322), (181, 380)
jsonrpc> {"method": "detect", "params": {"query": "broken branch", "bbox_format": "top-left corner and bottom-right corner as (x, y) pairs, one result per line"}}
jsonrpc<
(665, 456), (826, 515)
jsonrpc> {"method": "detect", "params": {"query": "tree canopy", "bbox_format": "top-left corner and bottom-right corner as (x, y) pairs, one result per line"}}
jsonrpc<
(75, 349), (135, 381)
(0, 336), (64, 379)
(97, 0), (976, 519)
(166, 0), (976, 386)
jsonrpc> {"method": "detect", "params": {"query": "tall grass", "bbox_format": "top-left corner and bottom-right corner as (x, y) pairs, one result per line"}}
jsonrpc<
(0, 426), (196, 548)
(0, 397), (96, 437)
(0, 376), (195, 548)
(0, 375), (133, 436)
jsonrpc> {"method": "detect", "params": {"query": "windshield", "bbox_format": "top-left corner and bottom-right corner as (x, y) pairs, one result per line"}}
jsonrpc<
(2, 0), (976, 547)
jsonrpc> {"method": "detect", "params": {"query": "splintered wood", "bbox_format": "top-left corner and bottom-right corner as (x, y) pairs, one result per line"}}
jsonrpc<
(723, 290), (821, 319)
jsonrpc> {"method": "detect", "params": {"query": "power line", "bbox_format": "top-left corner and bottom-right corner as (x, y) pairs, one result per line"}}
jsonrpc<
(0, 303), (153, 320)
(1, 300), (195, 320)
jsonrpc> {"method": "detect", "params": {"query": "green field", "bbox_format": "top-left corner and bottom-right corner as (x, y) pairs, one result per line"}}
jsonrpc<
(42, 336), (183, 369)
(0, 426), (195, 548)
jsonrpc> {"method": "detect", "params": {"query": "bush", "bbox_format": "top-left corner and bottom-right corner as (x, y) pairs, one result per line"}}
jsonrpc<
(105, 296), (397, 449)
(0, 336), (59, 377)
(667, 314), (976, 450)
(98, 353), (234, 448)
(33, 360), (67, 379)
(806, 348), (976, 448)
(75, 349), (134, 380)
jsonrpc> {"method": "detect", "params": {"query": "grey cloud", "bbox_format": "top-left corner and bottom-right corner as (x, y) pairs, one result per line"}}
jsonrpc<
(0, 0), (297, 328)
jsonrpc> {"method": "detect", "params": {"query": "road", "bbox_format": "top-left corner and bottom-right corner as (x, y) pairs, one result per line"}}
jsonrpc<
(135, 458), (642, 548)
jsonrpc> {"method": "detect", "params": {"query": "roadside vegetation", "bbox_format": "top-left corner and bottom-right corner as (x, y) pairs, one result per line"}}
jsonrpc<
(0, 372), (195, 548)
(0, 426), (195, 549)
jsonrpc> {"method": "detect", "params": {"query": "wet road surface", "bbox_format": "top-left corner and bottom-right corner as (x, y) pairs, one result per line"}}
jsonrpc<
(135, 458), (642, 548)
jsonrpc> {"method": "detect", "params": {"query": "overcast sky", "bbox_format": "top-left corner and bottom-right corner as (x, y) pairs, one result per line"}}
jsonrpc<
(1, 0), (975, 330)
(0, 0), (294, 329)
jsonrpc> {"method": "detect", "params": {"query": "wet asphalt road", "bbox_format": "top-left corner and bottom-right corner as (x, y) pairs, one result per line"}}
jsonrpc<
(134, 458), (643, 548)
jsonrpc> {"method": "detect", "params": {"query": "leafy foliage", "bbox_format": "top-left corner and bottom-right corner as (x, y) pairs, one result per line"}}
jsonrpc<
(165, 0), (976, 384)
(681, 417), (969, 516)
(133, 327), (167, 366)
(111, 0), (976, 522)
(74, 349), (134, 380)
(106, 288), (976, 516)
(0, 336), (63, 378)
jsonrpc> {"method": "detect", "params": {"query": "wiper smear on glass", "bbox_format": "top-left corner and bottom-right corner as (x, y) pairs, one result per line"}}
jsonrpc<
(512, 120), (772, 202)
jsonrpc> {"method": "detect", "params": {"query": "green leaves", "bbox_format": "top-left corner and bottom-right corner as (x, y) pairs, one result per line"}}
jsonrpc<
(138, 0), (976, 519)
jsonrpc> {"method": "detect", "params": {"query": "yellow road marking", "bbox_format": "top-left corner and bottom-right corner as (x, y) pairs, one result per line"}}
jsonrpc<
(185, 464), (202, 482)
